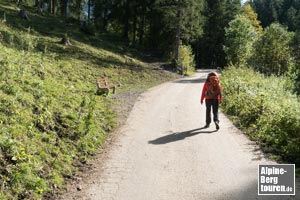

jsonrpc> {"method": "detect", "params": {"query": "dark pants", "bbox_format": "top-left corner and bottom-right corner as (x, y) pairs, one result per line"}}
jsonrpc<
(205, 99), (219, 124)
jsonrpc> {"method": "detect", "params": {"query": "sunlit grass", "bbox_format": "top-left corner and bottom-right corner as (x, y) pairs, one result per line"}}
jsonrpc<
(0, 1), (178, 199)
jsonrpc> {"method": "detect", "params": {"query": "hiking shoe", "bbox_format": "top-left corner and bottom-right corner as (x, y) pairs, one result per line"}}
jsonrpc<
(215, 121), (220, 130)
(204, 123), (210, 128)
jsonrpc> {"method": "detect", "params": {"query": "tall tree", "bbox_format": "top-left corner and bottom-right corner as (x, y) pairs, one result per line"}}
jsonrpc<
(290, 31), (300, 94)
(252, 23), (293, 75)
(93, 0), (204, 58)
(137, 0), (150, 45)
(279, 0), (300, 31)
(87, 0), (92, 20)
(94, 0), (113, 31)
(198, 0), (241, 68)
(49, 0), (58, 14)
(60, 0), (68, 17)
(123, 0), (130, 40)
(251, 0), (283, 27)
(242, 3), (263, 32)
(154, 0), (204, 60)
(224, 15), (257, 67)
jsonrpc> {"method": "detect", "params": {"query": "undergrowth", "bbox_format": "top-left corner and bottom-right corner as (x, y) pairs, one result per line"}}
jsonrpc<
(221, 66), (300, 166)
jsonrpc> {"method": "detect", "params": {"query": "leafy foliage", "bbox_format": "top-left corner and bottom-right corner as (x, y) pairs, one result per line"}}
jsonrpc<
(252, 0), (300, 31)
(251, 0), (283, 28)
(242, 3), (263, 32)
(224, 15), (258, 67)
(178, 43), (195, 75)
(155, 0), (204, 42)
(251, 23), (294, 75)
(289, 31), (300, 95)
(221, 66), (300, 165)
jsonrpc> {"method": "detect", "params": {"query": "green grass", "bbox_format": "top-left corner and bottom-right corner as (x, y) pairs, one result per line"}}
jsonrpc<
(0, 2), (178, 199)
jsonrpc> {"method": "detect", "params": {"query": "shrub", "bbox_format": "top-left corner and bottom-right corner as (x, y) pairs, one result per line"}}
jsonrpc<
(178, 43), (195, 75)
(221, 66), (300, 164)
(0, 23), (38, 51)
(289, 31), (300, 95)
(251, 23), (294, 75)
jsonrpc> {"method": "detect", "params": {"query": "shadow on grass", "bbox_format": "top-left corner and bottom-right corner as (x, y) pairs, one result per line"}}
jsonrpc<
(46, 43), (149, 74)
(0, 2), (170, 76)
(148, 127), (218, 145)
(0, 3), (140, 57)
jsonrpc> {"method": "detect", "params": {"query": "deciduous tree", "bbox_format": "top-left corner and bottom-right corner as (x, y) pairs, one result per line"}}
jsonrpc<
(252, 23), (293, 75)
(224, 15), (257, 67)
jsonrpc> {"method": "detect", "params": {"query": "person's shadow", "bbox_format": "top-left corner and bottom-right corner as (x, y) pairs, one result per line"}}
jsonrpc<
(148, 127), (218, 145)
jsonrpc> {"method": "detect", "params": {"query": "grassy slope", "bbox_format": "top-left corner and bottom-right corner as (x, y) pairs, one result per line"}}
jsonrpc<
(0, 2), (178, 199)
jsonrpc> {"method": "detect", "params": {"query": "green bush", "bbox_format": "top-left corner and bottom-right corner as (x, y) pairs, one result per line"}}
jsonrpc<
(251, 23), (294, 75)
(290, 31), (300, 95)
(0, 24), (38, 51)
(178, 43), (195, 75)
(221, 66), (300, 164)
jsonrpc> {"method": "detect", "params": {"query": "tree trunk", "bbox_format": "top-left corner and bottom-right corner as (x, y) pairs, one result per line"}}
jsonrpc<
(174, 8), (182, 62)
(139, 5), (145, 45)
(49, 0), (52, 14)
(35, 0), (40, 7)
(76, 0), (82, 20)
(139, 15), (145, 45)
(194, 40), (200, 68)
(52, 0), (54, 14)
(61, 0), (68, 17)
(132, 8), (137, 44)
(148, 10), (160, 50)
(123, 0), (130, 42)
(103, 8), (108, 31)
(50, 0), (56, 14)
(88, 0), (91, 20)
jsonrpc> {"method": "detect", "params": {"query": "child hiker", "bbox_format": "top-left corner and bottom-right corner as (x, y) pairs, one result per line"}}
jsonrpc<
(200, 72), (222, 130)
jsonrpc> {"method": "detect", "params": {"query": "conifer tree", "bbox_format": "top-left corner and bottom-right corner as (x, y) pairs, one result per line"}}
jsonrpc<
(251, 0), (283, 28)
(242, 3), (263, 32)
(154, 0), (204, 59)
(198, 0), (240, 68)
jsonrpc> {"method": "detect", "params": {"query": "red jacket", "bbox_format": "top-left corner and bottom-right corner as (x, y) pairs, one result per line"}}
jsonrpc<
(201, 81), (222, 103)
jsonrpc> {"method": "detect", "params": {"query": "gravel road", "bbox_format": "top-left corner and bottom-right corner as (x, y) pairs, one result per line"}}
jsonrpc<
(61, 70), (299, 200)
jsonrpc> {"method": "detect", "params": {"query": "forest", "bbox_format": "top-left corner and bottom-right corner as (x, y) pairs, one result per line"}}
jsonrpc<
(20, 0), (300, 80)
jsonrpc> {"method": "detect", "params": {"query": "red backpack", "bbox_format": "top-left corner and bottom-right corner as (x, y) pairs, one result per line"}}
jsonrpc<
(207, 75), (221, 97)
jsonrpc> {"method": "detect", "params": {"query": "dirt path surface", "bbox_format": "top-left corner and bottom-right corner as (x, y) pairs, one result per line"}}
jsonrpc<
(61, 70), (299, 200)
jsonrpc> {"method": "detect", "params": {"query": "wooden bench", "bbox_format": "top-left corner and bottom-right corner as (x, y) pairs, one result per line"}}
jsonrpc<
(96, 77), (121, 96)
